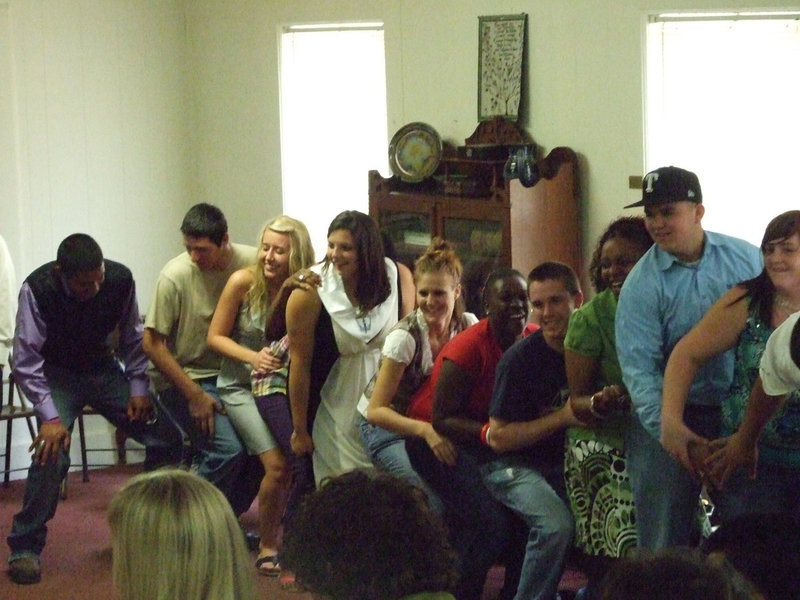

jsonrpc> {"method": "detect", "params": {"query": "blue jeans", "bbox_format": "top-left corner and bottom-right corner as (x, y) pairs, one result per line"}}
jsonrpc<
(357, 416), (444, 515)
(156, 377), (262, 516)
(479, 459), (574, 600)
(7, 360), (181, 560)
(626, 406), (720, 550)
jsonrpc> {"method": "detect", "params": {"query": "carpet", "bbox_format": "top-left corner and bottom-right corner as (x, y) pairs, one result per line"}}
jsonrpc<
(0, 465), (584, 600)
(0, 464), (309, 600)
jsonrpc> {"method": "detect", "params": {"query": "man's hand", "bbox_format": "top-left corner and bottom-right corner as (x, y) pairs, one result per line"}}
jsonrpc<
(290, 429), (314, 456)
(660, 415), (708, 476)
(126, 395), (154, 422)
(30, 421), (70, 466)
(188, 389), (224, 437)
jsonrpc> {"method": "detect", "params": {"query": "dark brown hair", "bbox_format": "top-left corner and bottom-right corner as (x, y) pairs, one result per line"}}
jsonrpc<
(325, 210), (391, 312)
(281, 469), (458, 600)
(735, 210), (800, 324)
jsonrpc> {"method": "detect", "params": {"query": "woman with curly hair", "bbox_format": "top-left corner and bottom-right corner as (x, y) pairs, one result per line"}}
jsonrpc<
(562, 216), (653, 594)
(280, 469), (458, 600)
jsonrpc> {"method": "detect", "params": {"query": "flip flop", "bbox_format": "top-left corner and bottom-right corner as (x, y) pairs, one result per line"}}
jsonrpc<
(255, 555), (281, 577)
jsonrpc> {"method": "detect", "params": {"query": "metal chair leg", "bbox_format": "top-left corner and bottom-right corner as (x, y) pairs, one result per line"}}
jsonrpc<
(77, 414), (89, 483)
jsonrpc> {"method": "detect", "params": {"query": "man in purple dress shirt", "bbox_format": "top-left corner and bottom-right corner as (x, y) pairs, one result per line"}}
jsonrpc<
(6, 233), (178, 585)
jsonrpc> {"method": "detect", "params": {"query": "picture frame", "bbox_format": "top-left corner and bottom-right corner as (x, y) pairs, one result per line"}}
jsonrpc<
(478, 14), (527, 122)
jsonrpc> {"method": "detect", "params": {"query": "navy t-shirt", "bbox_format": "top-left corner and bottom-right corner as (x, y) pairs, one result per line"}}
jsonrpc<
(489, 329), (567, 469)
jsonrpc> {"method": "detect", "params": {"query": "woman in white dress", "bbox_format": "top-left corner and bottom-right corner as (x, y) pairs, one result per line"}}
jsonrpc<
(286, 210), (398, 485)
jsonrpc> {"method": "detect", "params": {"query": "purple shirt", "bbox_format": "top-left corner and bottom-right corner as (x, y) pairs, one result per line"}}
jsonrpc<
(13, 276), (149, 421)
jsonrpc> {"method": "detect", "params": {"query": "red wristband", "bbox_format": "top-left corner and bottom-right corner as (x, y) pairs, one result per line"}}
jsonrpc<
(480, 422), (491, 446)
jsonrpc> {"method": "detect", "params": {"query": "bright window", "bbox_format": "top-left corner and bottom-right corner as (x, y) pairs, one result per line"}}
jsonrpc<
(280, 23), (389, 257)
(646, 13), (800, 245)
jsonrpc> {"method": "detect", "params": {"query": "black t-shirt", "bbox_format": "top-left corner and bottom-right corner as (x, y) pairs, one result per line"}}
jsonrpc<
(489, 329), (567, 470)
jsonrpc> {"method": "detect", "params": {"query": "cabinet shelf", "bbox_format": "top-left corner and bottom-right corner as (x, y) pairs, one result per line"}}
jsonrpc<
(370, 147), (582, 316)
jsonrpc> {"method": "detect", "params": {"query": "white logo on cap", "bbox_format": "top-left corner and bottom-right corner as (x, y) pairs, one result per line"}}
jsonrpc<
(687, 189), (695, 198)
(644, 172), (659, 193)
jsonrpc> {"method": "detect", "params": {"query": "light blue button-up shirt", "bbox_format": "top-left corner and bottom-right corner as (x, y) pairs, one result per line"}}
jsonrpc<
(615, 230), (763, 438)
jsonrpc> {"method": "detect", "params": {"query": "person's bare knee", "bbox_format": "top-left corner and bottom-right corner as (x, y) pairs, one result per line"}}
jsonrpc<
(264, 449), (290, 485)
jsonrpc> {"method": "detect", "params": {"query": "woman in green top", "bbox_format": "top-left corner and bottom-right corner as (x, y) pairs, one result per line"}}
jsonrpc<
(563, 217), (652, 589)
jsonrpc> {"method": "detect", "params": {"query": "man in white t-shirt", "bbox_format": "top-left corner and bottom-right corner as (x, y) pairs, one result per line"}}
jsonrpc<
(143, 203), (261, 517)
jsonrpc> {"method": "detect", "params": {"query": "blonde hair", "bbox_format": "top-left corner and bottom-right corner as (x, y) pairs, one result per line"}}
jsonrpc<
(108, 469), (255, 600)
(246, 215), (316, 316)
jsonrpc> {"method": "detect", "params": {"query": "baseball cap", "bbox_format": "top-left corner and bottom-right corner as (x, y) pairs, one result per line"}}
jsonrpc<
(624, 166), (702, 209)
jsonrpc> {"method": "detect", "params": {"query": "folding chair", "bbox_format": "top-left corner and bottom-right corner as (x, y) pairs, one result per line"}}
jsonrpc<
(0, 359), (37, 486)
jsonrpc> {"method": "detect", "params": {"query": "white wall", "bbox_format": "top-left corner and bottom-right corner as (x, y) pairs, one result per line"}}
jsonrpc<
(5, 0), (793, 284)
(1, 0), (191, 304)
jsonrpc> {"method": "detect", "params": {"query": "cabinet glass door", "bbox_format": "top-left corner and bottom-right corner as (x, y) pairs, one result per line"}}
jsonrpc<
(377, 210), (433, 269)
(441, 214), (505, 317)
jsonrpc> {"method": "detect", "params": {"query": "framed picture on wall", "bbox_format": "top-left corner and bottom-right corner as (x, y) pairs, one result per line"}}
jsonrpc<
(478, 13), (527, 122)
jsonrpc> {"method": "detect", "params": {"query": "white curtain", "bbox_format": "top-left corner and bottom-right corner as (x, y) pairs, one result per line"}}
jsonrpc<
(280, 25), (389, 258)
(646, 15), (800, 245)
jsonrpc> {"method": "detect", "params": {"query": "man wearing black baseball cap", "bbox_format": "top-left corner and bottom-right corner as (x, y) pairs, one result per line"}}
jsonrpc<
(615, 166), (763, 550)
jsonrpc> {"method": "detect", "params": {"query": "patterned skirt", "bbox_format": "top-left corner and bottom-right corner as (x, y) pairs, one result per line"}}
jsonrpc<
(564, 422), (637, 558)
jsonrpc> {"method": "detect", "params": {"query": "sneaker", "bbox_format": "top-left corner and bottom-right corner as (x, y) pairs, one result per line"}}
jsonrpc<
(8, 556), (41, 584)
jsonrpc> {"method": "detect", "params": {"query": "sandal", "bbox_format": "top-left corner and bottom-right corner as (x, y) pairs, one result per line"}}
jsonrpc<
(255, 555), (281, 577)
(279, 570), (306, 592)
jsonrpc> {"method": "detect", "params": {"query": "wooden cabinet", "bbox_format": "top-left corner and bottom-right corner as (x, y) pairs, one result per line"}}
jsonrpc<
(369, 146), (581, 315)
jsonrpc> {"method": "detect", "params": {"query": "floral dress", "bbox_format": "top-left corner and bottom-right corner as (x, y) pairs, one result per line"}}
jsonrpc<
(722, 301), (800, 466)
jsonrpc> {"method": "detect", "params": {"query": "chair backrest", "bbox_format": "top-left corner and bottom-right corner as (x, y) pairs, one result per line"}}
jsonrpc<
(1, 359), (36, 420)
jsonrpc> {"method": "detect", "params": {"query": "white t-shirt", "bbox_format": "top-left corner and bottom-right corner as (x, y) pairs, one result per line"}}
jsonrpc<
(760, 310), (800, 396)
(145, 243), (256, 391)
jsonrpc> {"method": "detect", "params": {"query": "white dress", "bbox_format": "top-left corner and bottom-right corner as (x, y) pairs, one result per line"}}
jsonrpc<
(311, 258), (398, 485)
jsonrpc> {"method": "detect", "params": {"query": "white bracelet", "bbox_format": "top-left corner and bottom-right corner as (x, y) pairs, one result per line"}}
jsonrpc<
(589, 393), (605, 419)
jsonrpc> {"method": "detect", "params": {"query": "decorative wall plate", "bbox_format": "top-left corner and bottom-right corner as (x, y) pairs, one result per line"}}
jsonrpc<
(388, 122), (442, 182)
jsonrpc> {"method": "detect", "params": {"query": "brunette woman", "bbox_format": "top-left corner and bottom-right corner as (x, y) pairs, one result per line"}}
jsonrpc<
(286, 210), (399, 485)
(662, 210), (800, 524)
